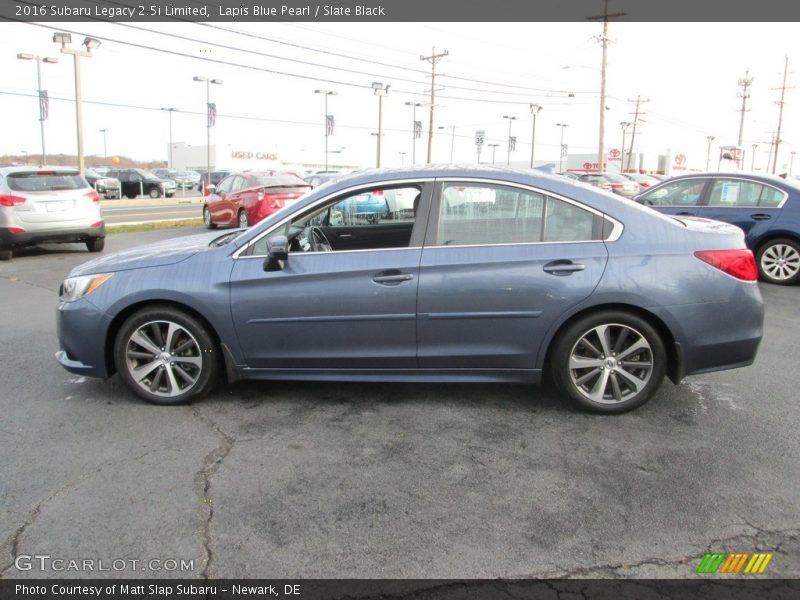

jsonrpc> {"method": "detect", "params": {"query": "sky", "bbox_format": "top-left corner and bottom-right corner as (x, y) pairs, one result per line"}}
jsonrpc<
(1, 20), (798, 172)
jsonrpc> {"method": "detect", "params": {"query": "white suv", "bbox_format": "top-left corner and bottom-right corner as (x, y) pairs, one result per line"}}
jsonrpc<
(0, 166), (105, 261)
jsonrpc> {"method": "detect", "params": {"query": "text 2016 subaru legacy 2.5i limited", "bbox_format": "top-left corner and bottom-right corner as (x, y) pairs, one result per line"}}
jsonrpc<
(56, 166), (764, 414)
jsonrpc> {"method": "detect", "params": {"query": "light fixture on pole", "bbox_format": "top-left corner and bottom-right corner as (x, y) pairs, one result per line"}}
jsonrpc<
(556, 123), (569, 172)
(751, 143), (759, 171)
(314, 89), (337, 171)
(404, 101), (424, 165)
(398, 151), (407, 166)
(17, 52), (58, 166)
(438, 125), (457, 162)
(488, 143), (500, 165)
(791, 151), (796, 176)
(161, 108), (178, 168)
(53, 32), (100, 174)
(620, 121), (632, 172)
(502, 115), (517, 166)
(21, 150), (29, 165)
(706, 135), (715, 171)
(372, 82), (390, 168)
(529, 104), (542, 168)
(99, 128), (109, 158)
(193, 76), (223, 192)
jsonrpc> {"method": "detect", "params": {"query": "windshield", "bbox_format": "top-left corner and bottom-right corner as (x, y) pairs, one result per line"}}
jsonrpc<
(7, 171), (88, 192)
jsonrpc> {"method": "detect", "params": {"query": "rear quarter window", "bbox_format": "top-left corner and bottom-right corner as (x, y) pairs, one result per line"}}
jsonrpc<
(7, 172), (88, 192)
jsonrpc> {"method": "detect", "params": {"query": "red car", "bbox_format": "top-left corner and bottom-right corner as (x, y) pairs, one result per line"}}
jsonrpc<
(203, 171), (311, 229)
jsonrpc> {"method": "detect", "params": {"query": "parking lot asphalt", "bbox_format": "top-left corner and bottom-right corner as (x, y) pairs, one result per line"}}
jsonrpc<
(0, 230), (798, 580)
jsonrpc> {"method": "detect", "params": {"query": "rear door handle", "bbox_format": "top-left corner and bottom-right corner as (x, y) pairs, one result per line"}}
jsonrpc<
(676, 211), (694, 216)
(543, 260), (585, 275)
(373, 272), (415, 285)
(750, 213), (772, 221)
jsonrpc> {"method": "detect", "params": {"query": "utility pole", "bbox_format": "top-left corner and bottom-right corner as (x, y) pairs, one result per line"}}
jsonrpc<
(626, 95), (649, 171)
(737, 70), (753, 147)
(588, 0), (626, 174)
(420, 47), (448, 163)
(529, 104), (542, 168)
(772, 56), (792, 174)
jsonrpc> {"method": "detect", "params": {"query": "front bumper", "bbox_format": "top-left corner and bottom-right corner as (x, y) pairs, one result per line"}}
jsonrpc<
(0, 224), (105, 249)
(56, 297), (113, 378)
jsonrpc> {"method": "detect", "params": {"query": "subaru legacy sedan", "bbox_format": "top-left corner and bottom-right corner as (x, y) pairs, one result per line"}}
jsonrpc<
(56, 167), (763, 414)
(636, 172), (800, 285)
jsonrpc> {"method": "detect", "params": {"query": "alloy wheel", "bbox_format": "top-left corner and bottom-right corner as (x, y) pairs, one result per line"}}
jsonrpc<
(568, 323), (654, 405)
(760, 243), (800, 282)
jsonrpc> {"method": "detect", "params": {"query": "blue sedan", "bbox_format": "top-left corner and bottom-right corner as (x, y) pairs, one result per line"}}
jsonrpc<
(56, 167), (763, 413)
(636, 172), (800, 285)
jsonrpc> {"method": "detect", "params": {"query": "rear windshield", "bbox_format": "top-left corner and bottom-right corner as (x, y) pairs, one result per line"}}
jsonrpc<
(7, 171), (87, 192)
(602, 173), (628, 183)
(250, 174), (309, 187)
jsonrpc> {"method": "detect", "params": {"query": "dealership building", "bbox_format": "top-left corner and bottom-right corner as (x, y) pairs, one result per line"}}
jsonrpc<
(168, 142), (358, 173)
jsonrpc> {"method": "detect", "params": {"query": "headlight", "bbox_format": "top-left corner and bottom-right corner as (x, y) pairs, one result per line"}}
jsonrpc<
(60, 273), (113, 302)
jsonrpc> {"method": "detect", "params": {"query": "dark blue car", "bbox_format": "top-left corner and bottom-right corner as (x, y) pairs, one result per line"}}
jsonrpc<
(636, 173), (800, 285)
(56, 167), (764, 414)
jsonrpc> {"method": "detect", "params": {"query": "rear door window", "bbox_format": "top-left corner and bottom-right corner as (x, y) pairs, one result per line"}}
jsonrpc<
(7, 171), (87, 192)
(640, 178), (708, 206)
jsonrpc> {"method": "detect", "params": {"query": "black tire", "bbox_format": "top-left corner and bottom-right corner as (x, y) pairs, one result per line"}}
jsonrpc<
(149, 187), (162, 199)
(0, 248), (12, 261)
(203, 206), (217, 229)
(756, 238), (800, 285)
(238, 209), (249, 229)
(549, 310), (666, 414)
(86, 237), (105, 253)
(126, 192), (137, 199)
(113, 305), (219, 405)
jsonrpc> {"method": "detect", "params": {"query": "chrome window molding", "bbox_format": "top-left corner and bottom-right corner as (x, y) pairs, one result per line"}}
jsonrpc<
(233, 175), (624, 259)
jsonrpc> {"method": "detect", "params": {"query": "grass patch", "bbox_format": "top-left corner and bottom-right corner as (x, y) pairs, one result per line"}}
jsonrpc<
(106, 218), (205, 234)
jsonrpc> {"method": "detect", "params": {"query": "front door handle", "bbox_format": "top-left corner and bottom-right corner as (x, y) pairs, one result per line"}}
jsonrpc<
(750, 213), (772, 221)
(373, 271), (415, 285)
(675, 211), (693, 216)
(543, 260), (585, 276)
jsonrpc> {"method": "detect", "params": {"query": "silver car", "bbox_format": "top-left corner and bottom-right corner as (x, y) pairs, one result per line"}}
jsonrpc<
(0, 166), (105, 261)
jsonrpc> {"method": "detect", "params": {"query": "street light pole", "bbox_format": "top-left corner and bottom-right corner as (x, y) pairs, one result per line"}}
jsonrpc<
(99, 128), (109, 158)
(503, 115), (517, 166)
(54, 33), (100, 175)
(620, 121), (632, 172)
(404, 102), (423, 165)
(314, 89), (337, 171)
(556, 123), (569, 172)
(17, 53), (58, 166)
(399, 151), (407, 166)
(751, 143), (758, 171)
(372, 82), (390, 168)
(529, 104), (542, 168)
(161, 108), (178, 168)
(706, 135), (715, 171)
(193, 76), (222, 191)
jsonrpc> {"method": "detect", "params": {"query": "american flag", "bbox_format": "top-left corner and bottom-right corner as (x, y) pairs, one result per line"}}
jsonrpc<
(207, 102), (217, 127)
(326, 114), (334, 136)
(39, 90), (49, 121)
(414, 120), (422, 139)
(509, 136), (517, 152)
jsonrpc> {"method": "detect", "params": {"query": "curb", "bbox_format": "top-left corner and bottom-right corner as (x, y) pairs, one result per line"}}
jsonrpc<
(100, 196), (205, 208)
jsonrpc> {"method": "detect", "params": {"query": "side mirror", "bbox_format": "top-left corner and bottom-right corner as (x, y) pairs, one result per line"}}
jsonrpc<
(205, 184), (216, 196)
(263, 235), (289, 271)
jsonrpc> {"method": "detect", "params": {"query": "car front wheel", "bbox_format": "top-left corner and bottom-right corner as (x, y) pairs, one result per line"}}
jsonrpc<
(550, 311), (666, 414)
(756, 238), (800, 285)
(114, 306), (219, 405)
(149, 187), (161, 199)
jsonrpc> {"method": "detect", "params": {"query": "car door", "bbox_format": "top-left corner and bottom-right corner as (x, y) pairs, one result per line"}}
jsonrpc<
(226, 175), (246, 224)
(416, 180), (609, 370)
(696, 177), (786, 240)
(638, 177), (709, 216)
(228, 180), (433, 369)
(209, 175), (235, 224)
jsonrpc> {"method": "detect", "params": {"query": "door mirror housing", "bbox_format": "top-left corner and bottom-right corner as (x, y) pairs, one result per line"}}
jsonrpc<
(263, 235), (289, 271)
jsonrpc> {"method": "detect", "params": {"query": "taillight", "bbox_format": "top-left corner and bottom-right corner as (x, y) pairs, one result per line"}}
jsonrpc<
(0, 194), (26, 207)
(694, 249), (758, 281)
(610, 183), (623, 188)
(9, 227), (26, 234)
(90, 221), (104, 228)
(85, 190), (100, 203)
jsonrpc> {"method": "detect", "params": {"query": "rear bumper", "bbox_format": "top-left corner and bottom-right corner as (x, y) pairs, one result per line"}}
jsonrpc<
(0, 224), (105, 249)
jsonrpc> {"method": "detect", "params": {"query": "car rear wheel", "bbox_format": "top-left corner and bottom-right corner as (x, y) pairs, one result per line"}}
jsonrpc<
(114, 306), (219, 405)
(86, 237), (105, 253)
(126, 192), (137, 199)
(238, 209), (249, 229)
(203, 205), (217, 229)
(550, 311), (666, 414)
(149, 187), (162, 199)
(756, 238), (800, 285)
(0, 248), (12, 261)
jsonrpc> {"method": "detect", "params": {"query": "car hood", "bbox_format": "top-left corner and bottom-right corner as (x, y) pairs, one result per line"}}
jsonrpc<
(68, 231), (229, 276)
